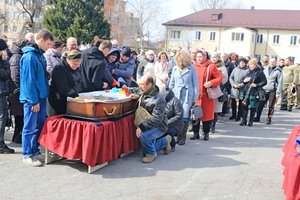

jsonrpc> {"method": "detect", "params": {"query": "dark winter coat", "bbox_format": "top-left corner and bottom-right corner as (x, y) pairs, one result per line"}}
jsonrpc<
(48, 60), (82, 115)
(0, 58), (10, 97)
(138, 86), (168, 132)
(113, 58), (136, 85)
(8, 44), (23, 116)
(165, 89), (184, 132)
(80, 47), (115, 92)
(243, 67), (267, 97)
(243, 67), (267, 108)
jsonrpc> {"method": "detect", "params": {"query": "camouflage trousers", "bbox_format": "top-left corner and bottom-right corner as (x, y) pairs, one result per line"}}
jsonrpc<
(282, 84), (296, 107)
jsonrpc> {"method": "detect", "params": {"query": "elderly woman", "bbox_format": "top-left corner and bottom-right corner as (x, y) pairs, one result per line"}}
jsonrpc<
(229, 58), (249, 121)
(169, 50), (198, 145)
(210, 52), (228, 133)
(192, 50), (222, 141)
(239, 58), (267, 126)
(48, 50), (82, 115)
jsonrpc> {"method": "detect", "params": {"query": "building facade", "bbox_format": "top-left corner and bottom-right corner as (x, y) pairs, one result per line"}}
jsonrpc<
(163, 9), (300, 62)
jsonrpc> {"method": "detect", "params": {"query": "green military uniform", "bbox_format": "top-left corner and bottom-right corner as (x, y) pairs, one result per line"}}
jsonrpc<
(282, 64), (297, 110)
(293, 64), (300, 108)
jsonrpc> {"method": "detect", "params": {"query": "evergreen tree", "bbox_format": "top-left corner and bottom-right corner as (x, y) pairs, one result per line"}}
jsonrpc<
(43, 0), (111, 44)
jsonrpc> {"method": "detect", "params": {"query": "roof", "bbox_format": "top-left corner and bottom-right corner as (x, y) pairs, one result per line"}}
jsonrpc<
(163, 9), (300, 30)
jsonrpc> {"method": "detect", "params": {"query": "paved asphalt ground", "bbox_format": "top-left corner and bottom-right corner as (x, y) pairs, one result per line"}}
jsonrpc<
(1, 108), (299, 200)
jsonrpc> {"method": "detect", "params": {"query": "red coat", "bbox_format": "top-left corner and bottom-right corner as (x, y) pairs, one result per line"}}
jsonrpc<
(194, 61), (222, 121)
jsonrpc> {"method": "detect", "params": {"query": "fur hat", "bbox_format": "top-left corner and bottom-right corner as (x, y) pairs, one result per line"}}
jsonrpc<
(0, 39), (8, 51)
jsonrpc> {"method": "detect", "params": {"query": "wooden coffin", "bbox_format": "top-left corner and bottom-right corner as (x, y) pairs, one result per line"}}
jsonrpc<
(66, 91), (136, 120)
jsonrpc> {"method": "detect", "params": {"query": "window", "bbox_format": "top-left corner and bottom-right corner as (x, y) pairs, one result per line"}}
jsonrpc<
(170, 31), (181, 39)
(13, 25), (17, 32)
(273, 35), (280, 44)
(210, 32), (216, 41)
(290, 35), (297, 46)
(4, 25), (8, 33)
(195, 31), (201, 40)
(256, 34), (263, 44)
(13, 12), (18, 19)
(290, 56), (295, 63)
(231, 32), (244, 41)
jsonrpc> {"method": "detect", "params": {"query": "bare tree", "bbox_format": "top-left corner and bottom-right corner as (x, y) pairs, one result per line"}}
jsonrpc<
(125, 0), (166, 49)
(17, 0), (48, 33)
(192, 0), (242, 11)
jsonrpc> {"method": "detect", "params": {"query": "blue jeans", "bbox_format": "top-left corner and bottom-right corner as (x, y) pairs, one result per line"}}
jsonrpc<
(22, 100), (46, 158)
(139, 128), (167, 156)
(0, 96), (8, 141)
(164, 127), (178, 148)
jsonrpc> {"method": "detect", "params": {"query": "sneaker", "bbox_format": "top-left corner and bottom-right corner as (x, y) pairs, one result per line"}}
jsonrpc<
(0, 141), (15, 154)
(164, 135), (172, 155)
(266, 118), (272, 125)
(32, 153), (45, 162)
(142, 154), (157, 163)
(171, 147), (175, 152)
(288, 106), (293, 112)
(23, 157), (43, 167)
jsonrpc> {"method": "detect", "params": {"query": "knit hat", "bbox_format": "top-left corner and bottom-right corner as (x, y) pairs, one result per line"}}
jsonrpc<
(121, 46), (131, 57)
(0, 39), (8, 51)
(52, 38), (64, 49)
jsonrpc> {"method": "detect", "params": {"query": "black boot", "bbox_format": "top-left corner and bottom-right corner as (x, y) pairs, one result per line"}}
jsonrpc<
(266, 118), (272, 124)
(239, 119), (247, 126)
(248, 108), (256, 127)
(253, 116), (260, 122)
(178, 122), (189, 145)
(288, 106), (293, 112)
(229, 99), (237, 120)
(0, 140), (15, 154)
(12, 133), (22, 144)
(211, 113), (218, 133)
(190, 121), (200, 140)
(203, 132), (209, 141)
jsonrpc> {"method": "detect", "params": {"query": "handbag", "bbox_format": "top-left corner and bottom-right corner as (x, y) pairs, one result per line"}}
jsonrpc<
(134, 100), (151, 127)
(206, 65), (223, 99)
(257, 88), (266, 101)
(190, 105), (203, 121)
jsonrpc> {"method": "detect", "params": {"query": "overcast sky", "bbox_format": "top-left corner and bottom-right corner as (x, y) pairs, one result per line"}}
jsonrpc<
(169, 0), (300, 20)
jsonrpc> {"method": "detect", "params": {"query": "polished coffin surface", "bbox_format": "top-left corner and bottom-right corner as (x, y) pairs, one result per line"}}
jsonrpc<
(66, 91), (136, 120)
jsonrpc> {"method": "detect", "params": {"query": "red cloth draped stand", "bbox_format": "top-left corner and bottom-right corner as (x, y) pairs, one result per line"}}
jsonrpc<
(282, 126), (300, 200)
(39, 114), (140, 167)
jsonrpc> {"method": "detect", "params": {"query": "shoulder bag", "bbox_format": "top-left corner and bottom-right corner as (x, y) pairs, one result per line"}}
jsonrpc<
(206, 65), (223, 99)
(190, 104), (203, 121)
(134, 99), (151, 127)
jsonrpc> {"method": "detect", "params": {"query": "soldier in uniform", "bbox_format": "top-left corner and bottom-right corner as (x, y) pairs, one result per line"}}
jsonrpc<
(281, 57), (296, 111)
(293, 59), (300, 109)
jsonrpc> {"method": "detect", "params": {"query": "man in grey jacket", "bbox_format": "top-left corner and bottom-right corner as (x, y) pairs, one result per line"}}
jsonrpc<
(255, 58), (283, 124)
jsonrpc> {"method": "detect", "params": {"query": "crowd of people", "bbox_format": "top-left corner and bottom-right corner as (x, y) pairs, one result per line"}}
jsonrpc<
(0, 29), (299, 165)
